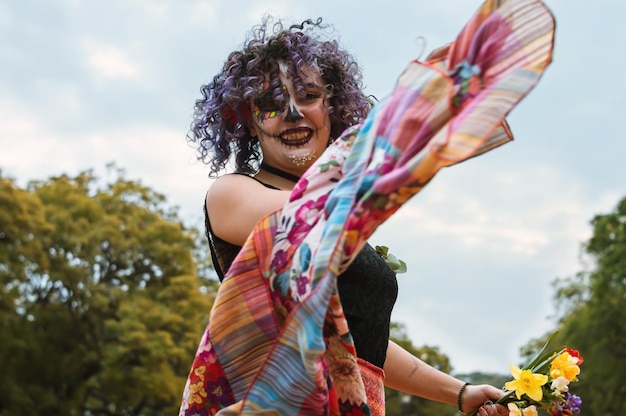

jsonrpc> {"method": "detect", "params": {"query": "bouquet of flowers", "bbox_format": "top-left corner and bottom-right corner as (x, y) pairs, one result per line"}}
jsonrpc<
(473, 333), (583, 416)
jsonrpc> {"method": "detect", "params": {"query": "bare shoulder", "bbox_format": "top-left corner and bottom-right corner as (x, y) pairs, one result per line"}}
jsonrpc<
(211, 173), (261, 188)
(205, 174), (289, 245)
(206, 174), (267, 205)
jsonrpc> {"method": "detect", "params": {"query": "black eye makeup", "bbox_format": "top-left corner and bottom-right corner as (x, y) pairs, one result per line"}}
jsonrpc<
(252, 80), (327, 121)
(253, 84), (288, 120)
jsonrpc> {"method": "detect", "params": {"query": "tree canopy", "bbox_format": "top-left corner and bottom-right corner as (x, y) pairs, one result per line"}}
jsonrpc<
(0, 167), (215, 415)
(524, 197), (626, 416)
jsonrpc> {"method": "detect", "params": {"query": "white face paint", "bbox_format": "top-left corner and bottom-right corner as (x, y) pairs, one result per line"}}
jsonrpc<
(249, 63), (331, 175)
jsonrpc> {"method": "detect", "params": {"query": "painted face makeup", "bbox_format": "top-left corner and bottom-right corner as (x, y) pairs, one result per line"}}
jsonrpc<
(253, 84), (289, 122)
(249, 63), (332, 175)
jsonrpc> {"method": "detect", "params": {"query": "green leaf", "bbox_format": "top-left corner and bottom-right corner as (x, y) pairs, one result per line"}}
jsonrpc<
(524, 331), (562, 372)
(375, 245), (407, 274)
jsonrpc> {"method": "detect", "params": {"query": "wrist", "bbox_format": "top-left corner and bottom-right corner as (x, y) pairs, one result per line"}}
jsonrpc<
(457, 381), (471, 413)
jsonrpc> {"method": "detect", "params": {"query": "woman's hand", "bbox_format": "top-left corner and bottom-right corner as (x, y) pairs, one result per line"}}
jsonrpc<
(461, 384), (509, 415)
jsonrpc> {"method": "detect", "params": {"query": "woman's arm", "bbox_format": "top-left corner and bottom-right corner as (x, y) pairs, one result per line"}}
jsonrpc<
(384, 340), (508, 415)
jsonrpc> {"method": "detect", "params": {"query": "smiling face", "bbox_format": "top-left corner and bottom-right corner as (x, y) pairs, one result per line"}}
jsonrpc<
(248, 63), (331, 176)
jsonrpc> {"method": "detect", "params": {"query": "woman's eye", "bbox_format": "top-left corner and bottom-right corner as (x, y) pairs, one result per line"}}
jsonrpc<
(302, 90), (324, 102)
(254, 95), (282, 112)
(305, 93), (321, 100)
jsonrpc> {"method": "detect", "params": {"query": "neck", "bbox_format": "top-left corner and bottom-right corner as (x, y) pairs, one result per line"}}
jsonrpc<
(260, 162), (300, 183)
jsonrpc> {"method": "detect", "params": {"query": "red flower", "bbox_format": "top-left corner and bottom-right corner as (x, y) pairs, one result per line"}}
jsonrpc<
(219, 105), (250, 125)
(220, 106), (238, 124)
(565, 348), (584, 365)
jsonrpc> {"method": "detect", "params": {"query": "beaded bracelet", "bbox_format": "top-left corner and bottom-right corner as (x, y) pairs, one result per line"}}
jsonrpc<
(457, 382), (471, 413)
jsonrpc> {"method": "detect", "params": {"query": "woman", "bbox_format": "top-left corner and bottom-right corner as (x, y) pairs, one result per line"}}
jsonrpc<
(181, 1), (554, 415)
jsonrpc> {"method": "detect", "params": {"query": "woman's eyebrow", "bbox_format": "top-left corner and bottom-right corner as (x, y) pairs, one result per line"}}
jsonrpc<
(302, 82), (326, 91)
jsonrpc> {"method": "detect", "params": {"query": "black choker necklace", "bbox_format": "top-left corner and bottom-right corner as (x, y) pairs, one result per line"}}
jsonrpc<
(261, 162), (300, 183)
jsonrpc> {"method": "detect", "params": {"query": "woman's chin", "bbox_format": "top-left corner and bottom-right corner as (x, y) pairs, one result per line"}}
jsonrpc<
(286, 150), (318, 167)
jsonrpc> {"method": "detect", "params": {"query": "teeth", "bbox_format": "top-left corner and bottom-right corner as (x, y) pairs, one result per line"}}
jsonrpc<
(281, 131), (310, 141)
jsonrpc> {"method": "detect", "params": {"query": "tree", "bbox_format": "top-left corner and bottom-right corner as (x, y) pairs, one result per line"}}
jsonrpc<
(0, 166), (216, 415)
(453, 372), (510, 392)
(526, 197), (626, 416)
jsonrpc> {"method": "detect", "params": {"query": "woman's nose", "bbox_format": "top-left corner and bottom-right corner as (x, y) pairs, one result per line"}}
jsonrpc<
(284, 103), (304, 122)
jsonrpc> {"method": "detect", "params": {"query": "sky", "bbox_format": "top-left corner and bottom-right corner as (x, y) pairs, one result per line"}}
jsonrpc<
(1, 0), (624, 376)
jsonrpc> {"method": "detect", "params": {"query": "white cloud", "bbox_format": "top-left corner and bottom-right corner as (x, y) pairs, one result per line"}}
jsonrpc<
(390, 203), (551, 256)
(374, 162), (605, 275)
(85, 43), (141, 80)
(0, 101), (210, 224)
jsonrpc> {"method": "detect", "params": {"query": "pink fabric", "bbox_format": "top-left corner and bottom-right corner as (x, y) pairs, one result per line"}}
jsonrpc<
(358, 358), (385, 416)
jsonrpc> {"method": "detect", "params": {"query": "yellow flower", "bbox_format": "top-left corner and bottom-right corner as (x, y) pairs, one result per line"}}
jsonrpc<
(522, 405), (538, 416)
(504, 364), (548, 401)
(193, 365), (207, 380)
(550, 351), (580, 381)
(508, 403), (522, 416)
(507, 403), (538, 416)
(188, 381), (208, 405)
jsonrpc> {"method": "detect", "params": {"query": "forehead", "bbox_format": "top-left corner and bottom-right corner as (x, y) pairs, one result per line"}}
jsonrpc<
(276, 61), (324, 84)
(254, 62), (325, 97)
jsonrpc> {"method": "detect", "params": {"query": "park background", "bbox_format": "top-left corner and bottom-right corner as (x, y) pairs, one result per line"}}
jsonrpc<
(1, 0), (624, 414)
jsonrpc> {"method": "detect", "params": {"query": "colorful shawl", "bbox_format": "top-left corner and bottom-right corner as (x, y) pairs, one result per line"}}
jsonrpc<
(180, 0), (555, 414)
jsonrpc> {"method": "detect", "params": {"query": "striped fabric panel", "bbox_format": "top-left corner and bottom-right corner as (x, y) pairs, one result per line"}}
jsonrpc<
(209, 215), (281, 399)
(243, 278), (337, 414)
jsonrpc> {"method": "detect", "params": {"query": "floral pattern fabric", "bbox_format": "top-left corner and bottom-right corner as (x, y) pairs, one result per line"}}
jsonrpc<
(180, 0), (556, 414)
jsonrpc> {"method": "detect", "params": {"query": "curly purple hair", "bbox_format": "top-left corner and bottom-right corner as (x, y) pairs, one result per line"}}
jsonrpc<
(188, 17), (372, 177)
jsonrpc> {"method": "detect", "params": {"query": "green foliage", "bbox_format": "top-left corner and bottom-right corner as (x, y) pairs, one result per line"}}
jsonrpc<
(454, 372), (511, 391)
(0, 166), (215, 415)
(526, 197), (626, 416)
(375, 245), (407, 274)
